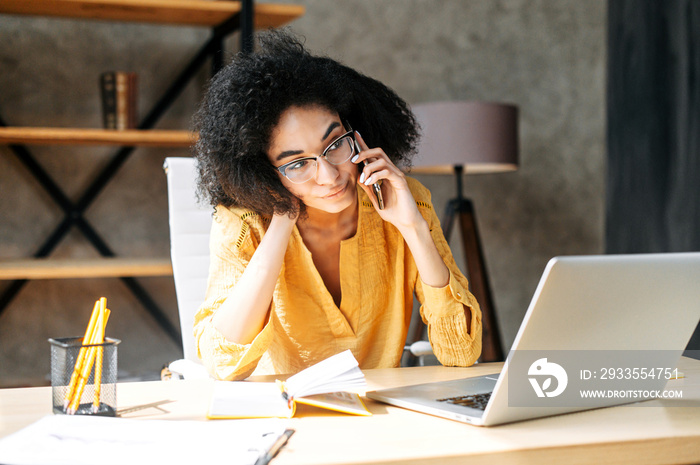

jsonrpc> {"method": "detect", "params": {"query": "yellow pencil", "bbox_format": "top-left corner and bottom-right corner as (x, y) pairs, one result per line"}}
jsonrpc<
(68, 307), (111, 415)
(67, 298), (110, 414)
(68, 344), (97, 414)
(92, 300), (107, 413)
(63, 300), (101, 410)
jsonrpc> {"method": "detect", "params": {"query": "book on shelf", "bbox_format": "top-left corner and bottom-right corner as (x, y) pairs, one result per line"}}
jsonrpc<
(208, 350), (372, 419)
(100, 71), (138, 130)
(100, 72), (116, 129)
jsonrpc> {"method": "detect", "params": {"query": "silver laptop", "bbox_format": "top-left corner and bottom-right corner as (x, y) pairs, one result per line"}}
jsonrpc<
(367, 253), (700, 426)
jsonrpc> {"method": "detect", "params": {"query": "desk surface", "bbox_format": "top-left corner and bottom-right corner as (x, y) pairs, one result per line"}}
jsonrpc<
(2, 358), (700, 465)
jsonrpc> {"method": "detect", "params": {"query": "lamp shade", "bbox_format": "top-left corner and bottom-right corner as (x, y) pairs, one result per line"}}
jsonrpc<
(411, 101), (519, 174)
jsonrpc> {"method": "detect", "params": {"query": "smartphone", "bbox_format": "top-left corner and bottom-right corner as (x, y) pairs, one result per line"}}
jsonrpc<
(352, 134), (385, 210)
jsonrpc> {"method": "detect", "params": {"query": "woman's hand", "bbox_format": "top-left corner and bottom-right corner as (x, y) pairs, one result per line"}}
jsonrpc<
(273, 201), (301, 226)
(353, 132), (449, 288)
(352, 132), (424, 233)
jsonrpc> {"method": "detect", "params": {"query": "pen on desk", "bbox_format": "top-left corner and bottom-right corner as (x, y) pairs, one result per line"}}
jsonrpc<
(255, 429), (295, 465)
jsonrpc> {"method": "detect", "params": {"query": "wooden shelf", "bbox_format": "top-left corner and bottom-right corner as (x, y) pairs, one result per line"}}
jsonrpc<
(0, 0), (305, 28)
(0, 127), (197, 146)
(0, 258), (173, 280)
(0, 1), (304, 348)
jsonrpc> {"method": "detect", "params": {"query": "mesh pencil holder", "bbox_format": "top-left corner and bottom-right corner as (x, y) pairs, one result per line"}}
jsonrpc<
(49, 337), (120, 416)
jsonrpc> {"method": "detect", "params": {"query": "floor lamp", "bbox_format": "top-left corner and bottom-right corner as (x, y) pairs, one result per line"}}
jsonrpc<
(410, 101), (519, 363)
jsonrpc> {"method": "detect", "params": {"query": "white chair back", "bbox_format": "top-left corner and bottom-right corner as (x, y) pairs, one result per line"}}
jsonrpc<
(164, 157), (213, 363)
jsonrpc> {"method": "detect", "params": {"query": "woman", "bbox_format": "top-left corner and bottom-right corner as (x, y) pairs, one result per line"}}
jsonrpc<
(193, 30), (482, 380)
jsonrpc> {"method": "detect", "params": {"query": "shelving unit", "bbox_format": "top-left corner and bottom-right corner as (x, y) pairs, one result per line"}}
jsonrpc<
(0, 0), (304, 346)
(0, 127), (196, 146)
(0, 258), (174, 280)
(0, 0), (303, 27)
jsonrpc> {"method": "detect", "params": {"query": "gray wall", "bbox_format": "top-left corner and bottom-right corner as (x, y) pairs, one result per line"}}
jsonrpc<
(0, 0), (606, 386)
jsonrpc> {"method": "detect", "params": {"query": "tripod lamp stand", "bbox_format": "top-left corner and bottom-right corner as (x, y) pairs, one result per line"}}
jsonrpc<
(410, 101), (519, 362)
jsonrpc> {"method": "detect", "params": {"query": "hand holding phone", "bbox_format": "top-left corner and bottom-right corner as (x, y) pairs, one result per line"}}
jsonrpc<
(352, 135), (385, 210)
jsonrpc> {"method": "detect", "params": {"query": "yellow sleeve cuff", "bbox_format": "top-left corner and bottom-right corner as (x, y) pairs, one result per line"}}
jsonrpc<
(197, 317), (274, 381)
(420, 271), (474, 320)
(429, 312), (482, 366)
(419, 271), (483, 366)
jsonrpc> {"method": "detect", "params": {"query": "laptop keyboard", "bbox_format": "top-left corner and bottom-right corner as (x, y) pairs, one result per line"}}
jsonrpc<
(437, 392), (492, 410)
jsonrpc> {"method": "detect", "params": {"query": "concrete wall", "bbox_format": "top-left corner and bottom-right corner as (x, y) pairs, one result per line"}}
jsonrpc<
(0, 0), (606, 386)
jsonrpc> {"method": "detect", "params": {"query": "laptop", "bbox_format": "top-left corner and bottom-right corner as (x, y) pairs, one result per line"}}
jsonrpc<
(366, 253), (700, 426)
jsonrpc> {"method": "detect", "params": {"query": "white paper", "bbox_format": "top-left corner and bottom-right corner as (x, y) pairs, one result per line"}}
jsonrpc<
(0, 415), (289, 465)
(285, 349), (366, 397)
(210, 381), (291, 418)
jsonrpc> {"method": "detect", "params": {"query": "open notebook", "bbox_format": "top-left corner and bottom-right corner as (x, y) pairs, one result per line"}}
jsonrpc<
(209, 350), (371, 418)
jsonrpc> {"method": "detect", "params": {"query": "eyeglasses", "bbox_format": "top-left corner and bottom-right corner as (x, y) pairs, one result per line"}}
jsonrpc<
(276, 130), (358, 184)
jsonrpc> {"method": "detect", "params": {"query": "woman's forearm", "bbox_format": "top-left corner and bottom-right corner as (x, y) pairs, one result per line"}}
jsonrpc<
(212, 213), (296, 344)
(399, 219), (450, 289)
(400, 218), (474, 334)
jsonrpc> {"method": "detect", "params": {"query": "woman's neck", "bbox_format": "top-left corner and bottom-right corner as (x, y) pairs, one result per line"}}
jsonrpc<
(298, 195), (359, 240)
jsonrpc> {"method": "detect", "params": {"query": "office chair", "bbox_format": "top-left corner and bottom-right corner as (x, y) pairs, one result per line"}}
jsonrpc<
(403, 298), (437, 366)
(163, 157), (212, 379)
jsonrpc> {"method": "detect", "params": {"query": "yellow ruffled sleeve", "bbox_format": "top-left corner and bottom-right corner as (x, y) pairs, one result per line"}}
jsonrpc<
(418, 272), (482, 367)
(409, 178), (483, 367)
(193, 207), (274, 380)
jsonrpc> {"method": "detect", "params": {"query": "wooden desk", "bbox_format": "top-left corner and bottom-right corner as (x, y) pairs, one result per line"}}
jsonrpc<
(1, 358), (699, 465)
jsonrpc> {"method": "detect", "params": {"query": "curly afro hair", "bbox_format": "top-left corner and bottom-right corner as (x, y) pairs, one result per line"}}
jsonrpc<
(193, 29), (420, 217)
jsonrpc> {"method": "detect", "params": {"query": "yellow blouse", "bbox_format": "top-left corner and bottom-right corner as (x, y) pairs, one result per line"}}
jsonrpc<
(194, 177), (482, 380)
